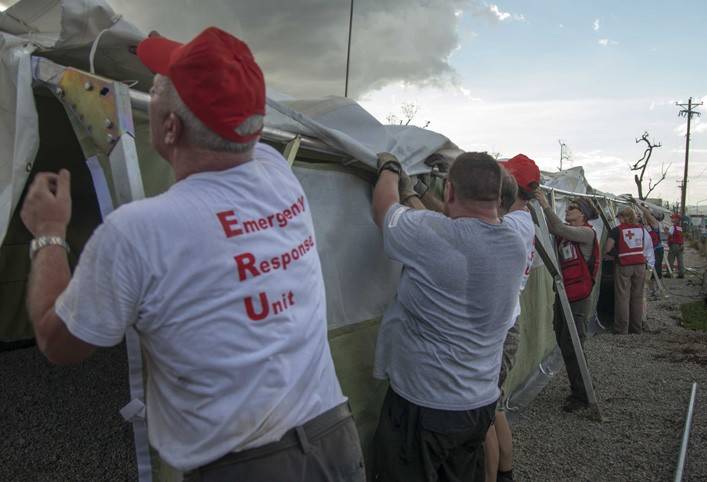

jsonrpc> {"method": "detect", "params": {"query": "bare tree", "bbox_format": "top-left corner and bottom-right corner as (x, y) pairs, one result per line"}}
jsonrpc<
(386, 102), (431, 128)
(644, 161), (671, 200)
(630, 131), (668, 200)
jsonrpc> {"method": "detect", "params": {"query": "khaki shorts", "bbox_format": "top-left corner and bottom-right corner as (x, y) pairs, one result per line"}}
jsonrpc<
(497, 319), (520, 411)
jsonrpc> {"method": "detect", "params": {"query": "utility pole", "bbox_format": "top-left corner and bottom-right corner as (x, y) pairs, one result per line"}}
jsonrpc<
(558, 139), (570, 171)
(344, 0), (354, 97)
(676, 97), (702, 218)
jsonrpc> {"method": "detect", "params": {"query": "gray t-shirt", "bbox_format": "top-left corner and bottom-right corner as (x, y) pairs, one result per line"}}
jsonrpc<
(373, 204), (526, 410)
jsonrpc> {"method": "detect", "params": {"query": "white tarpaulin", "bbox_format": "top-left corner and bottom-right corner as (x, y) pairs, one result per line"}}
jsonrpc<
(0, 34), (38, 246)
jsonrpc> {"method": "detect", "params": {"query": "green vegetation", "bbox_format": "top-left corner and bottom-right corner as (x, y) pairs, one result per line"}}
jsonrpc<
(681, 301), (707, 332)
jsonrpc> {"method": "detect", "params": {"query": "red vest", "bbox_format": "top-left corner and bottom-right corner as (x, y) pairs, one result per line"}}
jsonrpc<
(649, 229), (660, 248)
(616, 223), (646, 266)
(557, 225), (600, 302)
(668, 226), (683, 246)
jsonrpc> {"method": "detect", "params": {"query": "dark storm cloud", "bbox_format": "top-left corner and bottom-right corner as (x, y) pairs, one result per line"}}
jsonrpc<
(111, 0), (489, 98)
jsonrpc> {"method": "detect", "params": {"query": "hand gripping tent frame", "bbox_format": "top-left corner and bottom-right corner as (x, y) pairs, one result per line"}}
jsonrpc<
(0, 0), (668, 479)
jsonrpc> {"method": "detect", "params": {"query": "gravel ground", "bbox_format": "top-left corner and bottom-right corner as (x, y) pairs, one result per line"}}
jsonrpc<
(513, 247), (707, 482)
(2, 249), (704, 481)
(0, 343), (137, 481)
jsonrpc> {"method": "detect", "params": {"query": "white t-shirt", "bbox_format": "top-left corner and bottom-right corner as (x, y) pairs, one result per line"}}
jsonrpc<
(55, 143), (345, 471)
(643, 228), (655, 266)
(502, 209), (536, 320)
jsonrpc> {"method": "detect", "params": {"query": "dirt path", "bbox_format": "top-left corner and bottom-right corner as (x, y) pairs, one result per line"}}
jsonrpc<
(513, 247), (707, 481)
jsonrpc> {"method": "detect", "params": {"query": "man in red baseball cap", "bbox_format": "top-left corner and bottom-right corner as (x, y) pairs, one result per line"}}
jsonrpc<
(20, 27), (363, 481)
(485, 154), (540, 482)
(499, 153), (541, 198)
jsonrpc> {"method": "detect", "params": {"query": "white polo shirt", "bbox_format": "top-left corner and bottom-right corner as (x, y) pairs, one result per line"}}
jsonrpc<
(503, 209), (536, 320)
(55, 143), (345, 471)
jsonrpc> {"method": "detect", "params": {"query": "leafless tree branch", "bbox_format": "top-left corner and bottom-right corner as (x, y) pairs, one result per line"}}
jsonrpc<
(644, 162), (671, 199)
(630, 131), (662, 199)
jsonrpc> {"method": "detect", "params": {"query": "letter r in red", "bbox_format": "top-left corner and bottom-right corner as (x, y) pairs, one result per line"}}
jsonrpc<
(235, 252), (259, 281)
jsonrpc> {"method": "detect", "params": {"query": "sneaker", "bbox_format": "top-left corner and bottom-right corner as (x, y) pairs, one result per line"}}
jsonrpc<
(563, 396), (589, 413)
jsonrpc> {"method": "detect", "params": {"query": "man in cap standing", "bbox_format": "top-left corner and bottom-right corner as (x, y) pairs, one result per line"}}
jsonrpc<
(484, 154), (540, 482)
(19, 27), (363, 481)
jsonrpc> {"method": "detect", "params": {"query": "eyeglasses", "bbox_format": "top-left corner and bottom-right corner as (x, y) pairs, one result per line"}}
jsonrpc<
(567, 205), (580, 211)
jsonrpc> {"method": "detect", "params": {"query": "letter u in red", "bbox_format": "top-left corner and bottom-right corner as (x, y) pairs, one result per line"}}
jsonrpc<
(245, 292), (269, 321)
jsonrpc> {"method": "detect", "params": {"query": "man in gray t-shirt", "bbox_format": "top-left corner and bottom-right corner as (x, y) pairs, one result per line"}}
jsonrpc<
(370, 152), (526, 481)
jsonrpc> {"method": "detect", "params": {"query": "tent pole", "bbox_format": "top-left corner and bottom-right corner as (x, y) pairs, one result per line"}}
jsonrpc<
(33, 59), (153, 481)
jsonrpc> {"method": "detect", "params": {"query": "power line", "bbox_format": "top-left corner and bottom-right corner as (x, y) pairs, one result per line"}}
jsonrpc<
(676, 97), (703, 218)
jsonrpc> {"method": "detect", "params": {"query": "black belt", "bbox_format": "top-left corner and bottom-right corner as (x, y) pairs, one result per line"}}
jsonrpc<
(188, 402), (353, 475)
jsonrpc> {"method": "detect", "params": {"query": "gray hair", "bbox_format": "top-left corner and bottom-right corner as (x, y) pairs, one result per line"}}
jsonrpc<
(156, 75), (263, 153)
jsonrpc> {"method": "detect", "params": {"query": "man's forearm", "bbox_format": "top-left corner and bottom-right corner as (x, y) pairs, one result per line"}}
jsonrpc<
(372, 171), (400, 228)
(421, 191), (444, 212)
(27, 247), (71, 336)
(639, 205), (658, 228)
(403, 196), (426, 210)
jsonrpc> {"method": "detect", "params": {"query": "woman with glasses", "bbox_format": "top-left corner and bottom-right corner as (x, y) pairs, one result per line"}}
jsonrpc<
(534, 193), (600, 413)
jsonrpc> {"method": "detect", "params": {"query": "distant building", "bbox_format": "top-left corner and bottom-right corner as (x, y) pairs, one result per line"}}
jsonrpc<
(646, 197), (665, 208)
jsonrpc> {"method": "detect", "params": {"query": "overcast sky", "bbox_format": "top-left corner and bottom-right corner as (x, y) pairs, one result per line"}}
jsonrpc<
(4, 0), (705, 206)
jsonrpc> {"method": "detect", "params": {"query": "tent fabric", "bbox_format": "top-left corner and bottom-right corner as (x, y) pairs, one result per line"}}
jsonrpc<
(292, 163), (401, 328)
(0, 33), (38, 252)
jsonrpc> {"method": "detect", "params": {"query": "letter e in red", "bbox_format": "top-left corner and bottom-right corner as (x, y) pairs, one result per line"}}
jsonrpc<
(216, 210), (243, 238)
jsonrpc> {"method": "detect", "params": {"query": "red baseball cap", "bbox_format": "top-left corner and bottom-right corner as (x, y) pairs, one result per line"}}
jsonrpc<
(137, 27), (266, 143)
(500, 154), (541, 192)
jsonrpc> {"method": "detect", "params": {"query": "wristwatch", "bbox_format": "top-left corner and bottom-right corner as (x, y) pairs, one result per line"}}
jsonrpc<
(29, 236), (70, 260)
(379, 161), (402, 176)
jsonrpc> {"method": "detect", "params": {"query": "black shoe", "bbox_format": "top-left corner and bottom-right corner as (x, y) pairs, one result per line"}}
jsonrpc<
(563, 396), (589, 413)
(678, 275), (685, 279)
(497, 469), (514, 482)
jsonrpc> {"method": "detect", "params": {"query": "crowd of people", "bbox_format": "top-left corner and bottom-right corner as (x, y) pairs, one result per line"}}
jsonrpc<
(16, 27), (690, 482)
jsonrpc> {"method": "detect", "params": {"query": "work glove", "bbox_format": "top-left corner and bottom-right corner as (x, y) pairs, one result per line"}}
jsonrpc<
(413, 175), (429, 197)
(377, 152), (402, 176)
(424, 153), (450, 172)
(398, 171), (419, 203)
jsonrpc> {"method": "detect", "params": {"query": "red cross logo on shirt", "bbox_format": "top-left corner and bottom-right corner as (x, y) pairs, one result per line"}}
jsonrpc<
(625, 230), (635, 240)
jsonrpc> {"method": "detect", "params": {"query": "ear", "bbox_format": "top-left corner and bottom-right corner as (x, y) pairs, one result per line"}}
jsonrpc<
(163, 112), (183, 146)
(444, 179), (454, 205)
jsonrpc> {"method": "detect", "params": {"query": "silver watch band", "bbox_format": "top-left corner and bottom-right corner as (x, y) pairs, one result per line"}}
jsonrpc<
(29, 236), (70, 260)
